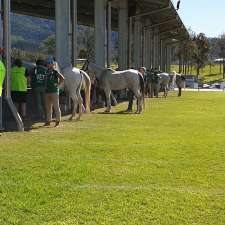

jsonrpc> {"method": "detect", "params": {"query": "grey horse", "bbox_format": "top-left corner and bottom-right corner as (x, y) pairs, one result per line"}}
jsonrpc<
(146, 71), (170, 98)
(82, 61), (145, 113)
(55, 63), (91, 120)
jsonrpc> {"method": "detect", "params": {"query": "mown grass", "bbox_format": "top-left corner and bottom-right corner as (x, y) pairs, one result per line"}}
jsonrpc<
(171, 64), (225, 84)
(1, 92), (225, 225)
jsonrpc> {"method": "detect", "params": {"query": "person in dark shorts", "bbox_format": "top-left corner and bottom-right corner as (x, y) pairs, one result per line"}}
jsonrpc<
(29, 59), (48, 120)
(11, 59), (28, 119)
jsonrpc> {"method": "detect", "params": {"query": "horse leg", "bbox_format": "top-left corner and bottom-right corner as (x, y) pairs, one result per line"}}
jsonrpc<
(70, 95), (78, 120)
(150, 83), (154, 98)
(76, 89), (83, 121)
(164, 87), (168, 98)
(155, 86), (159, 98)
(148, 82), (151, 98)
(178, 88), (182, 97)
(132, 89), (142, 114)
(111, 93), (117, 106)
(104, 89), (112, 113)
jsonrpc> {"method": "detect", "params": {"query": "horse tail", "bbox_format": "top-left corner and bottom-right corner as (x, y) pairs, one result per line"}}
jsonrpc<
(80, 70), (91, 113)
(138, 72), (145, 110)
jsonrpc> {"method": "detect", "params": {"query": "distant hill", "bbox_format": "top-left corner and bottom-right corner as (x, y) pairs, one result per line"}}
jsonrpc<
(11, 14), (118, 55)
(12, 14), (55, 52)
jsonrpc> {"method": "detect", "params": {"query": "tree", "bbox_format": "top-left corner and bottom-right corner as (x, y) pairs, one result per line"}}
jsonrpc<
(78, 49), (88, 59)
(193, 33), (210, 77)
(177, 38), (197, 74)
(41, 35), (56, 55)
(77, 28), (94, 60)
(216, 34), (225, 78)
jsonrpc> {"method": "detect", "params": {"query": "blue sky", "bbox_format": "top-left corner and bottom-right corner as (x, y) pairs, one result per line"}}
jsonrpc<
(172, 0), (225, 37)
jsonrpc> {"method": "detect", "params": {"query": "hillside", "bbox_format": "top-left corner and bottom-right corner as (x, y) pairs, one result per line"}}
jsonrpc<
(12, 14), (55, 52)
(11, 14), (118, 56)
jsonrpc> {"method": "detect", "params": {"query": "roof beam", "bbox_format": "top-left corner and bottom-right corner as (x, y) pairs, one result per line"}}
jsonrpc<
(145, 17), (178, 29)
(132, 2), (171, 18)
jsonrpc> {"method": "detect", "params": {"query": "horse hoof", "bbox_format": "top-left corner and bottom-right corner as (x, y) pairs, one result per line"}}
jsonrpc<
(104, 109), (111, 113)
(69, 117), (73, 121)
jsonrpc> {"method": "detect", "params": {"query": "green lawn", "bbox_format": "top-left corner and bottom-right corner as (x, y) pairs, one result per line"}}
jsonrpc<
(1, 92), (225, 225)
(171, 64), (225, 84)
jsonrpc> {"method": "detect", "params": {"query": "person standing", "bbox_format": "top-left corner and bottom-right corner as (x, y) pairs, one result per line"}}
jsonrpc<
(44, 58), (65, 127)
(11, 59), (28, 119)
(29, 59), (48, 121)
(0, 52), (5, 134)
(0, 58), (5, 97)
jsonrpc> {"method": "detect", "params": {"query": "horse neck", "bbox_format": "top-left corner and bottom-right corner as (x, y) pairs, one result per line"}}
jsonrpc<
(89, 63), (104, 79)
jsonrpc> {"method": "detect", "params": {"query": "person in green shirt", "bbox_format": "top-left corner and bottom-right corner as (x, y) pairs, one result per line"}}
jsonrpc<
(0, 59), (6, 97)
(11, 58), (28, 119)
(44, 58), (65, 127)
(29, 59), (48, 120)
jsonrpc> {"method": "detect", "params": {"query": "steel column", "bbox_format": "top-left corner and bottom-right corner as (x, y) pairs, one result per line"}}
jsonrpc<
(0, 0), (3, 130)
(118, 0), (128, 70)
(153, 27), (160, 69)
(55, 0), (71, 69)
(134, 17), (142, 69)
(94, 0), (106, 67)
(143, 20), (152, 70)
(3, 0), (24, 131)
(71, 0), (77, 66)
(107, 1), (112, 68)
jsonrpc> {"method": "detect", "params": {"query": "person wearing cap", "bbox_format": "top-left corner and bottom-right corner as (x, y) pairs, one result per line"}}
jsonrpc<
(11, 58), (29, 119)
(44, 58), (65, 127)
(125, 67), (146, 112)
(29, 59), (48, 120)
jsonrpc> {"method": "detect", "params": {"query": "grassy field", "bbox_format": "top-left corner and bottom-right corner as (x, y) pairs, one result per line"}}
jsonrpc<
(171, 64), (225, 84)
(1, 92), (225, 225)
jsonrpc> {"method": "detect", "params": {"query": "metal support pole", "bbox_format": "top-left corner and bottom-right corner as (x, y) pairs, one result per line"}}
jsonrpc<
(3, 0), (24, 131)
(0, 0), (3, 131)
(134, 17), (142, 69)
(95, 0), (106, 67)
(0, 95), (2, 131)
(118, 0), (128, 70)
(107, 1), (111, 68)
(150, 30), (154, 68)
(55, 0), (71, 69)
(153, 27), (160, 69)
(167, 45), (172, 74)
(143, 19), (152, 70)
(165, 43), (172, 73)
(71, 0), (77, 66)
(128, 17), (133, 68)
(160, 39), (163, 71)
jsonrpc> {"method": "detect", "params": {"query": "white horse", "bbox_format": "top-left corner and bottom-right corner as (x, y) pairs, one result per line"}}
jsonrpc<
(82, 60), (145, 113)
(55, 62), (91, 120)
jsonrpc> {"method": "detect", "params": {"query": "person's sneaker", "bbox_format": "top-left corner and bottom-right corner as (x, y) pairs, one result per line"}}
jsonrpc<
(55, 121), (60, 127)
(44, 122), (50, 126)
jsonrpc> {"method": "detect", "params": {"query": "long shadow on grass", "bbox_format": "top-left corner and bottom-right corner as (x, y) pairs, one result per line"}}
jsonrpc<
(97, 110), (137, 115)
